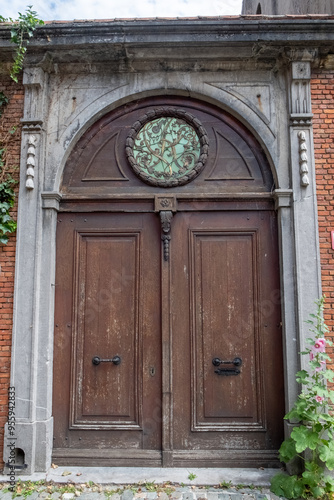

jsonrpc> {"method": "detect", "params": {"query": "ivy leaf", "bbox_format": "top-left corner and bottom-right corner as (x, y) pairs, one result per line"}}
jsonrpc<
(291, 425), (319, 452)
(0, 235), (9, 245)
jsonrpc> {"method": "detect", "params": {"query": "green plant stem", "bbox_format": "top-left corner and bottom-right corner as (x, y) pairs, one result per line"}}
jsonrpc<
(0, 6), (44, 82)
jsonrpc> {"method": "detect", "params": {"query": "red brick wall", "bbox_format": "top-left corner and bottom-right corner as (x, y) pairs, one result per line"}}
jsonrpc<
(311, 70), (334, 369)
(0, 72), (23, 468)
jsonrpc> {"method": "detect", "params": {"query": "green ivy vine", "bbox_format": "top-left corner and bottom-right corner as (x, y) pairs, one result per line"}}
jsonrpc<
(0, 6), (43, 245)
(0, 96), (18, 245)
(0, 5), (44, 82)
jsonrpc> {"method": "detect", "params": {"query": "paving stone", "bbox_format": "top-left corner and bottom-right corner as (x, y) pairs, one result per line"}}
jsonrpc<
(217, 494), (230, 500)
(51, 494), (61, 499)
(76, 494), (101, 500)
(155, 493), (166, 500)
(122, 490), (134, 500)
(169, 493), (183, 500)
(109, 494), (121, 500)
(146, 493), (158, 500)
(195, 492), (207, 500)
(62, 494), (75, 500)
(206, 493), (219, 500)
(0, 493), (13, 500)
(183, 493), (196, 500)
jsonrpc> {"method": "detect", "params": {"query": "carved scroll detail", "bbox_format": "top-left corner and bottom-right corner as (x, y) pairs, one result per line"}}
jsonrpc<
(298, 131), (309, 187)
(160, 211), (173, 261)
(26, 135), (37, 189)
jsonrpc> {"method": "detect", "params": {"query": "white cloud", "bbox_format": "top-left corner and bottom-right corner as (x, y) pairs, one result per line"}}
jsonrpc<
(1, 0), (243, 21)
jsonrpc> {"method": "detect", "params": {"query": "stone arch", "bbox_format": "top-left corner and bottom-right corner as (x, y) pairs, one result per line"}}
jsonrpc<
(53, 87), (281, 196)
(60, 94), (275, 196)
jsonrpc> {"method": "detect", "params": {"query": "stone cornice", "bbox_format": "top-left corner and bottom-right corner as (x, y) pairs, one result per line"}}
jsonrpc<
(1, 18), (334, 51)
(1, 18), (334, 68)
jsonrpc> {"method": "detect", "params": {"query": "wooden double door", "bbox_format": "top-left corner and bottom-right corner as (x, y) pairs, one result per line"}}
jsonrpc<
(53, 203), (284, 467)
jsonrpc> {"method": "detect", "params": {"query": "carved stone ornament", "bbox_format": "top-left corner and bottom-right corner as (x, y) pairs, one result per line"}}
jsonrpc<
(160, 211), (173, 261)
(298, 131), (310, 187)
(125, 108), (209, 187)
(26, 134), (37, 189)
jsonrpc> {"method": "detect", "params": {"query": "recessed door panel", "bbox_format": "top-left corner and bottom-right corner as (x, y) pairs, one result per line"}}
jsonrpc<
(191, 231), (260, 429)
(70, 231), (141, 429)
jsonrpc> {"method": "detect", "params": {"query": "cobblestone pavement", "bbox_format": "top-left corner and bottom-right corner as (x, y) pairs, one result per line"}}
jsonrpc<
(0, 483), (283, 500)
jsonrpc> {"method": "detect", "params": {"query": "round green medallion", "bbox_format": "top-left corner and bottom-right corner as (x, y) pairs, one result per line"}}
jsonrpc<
(126, 108), (209, 187)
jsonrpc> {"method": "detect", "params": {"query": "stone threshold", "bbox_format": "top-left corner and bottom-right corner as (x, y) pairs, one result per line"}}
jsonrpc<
(0, 467), (279, 486)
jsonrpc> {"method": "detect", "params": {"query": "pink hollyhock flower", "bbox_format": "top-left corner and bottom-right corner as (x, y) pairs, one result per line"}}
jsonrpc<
(315, 395), (325, 403)
(313, 338), (326, 353)
(316, 360), (326, 371)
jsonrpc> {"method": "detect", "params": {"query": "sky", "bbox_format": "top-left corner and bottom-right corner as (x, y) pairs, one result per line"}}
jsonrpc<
(0, 0), (243, 22)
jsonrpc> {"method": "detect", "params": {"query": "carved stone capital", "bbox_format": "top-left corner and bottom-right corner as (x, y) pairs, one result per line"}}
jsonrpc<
(290, 114), (313, 127)
(41, 192), (62, 211)
(274, 189), (293, 210)
(155, 195), (177, 212)
(21, 120), (43, 132)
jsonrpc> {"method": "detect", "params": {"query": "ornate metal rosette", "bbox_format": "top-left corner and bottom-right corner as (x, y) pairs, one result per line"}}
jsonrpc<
(125, 108), (209, 187)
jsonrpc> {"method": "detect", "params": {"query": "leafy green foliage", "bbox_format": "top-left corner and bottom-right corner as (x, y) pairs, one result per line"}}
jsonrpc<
(0, 94), (17, 245)
(270, 297), (334, 499)
(0, 92), (9, 112)
(0, 176), (17, 245)
(0, 6), (44, 82)
(219, 481), (233, 489)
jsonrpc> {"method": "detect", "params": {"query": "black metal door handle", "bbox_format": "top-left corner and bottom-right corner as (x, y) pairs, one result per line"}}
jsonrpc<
(212, 357), (242, 367)
(92, 355), (121, 366)
(212, 357), (242, 376)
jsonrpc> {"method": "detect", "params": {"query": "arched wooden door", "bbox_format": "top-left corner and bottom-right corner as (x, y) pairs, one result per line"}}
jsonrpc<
(53, 96), (284, 467)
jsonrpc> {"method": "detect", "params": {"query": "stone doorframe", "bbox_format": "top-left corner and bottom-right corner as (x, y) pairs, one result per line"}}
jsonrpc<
(3, 57), (321, 473)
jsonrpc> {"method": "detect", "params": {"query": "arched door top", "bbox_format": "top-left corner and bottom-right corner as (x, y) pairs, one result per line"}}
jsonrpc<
(61, 96), (275, 197)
